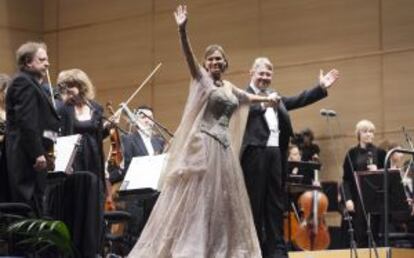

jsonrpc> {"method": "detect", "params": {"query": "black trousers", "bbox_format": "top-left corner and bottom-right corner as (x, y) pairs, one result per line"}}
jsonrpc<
(241, 146), (287, 258)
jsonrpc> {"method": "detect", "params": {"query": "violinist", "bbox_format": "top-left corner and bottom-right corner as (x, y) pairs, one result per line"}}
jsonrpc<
(56, 68), (112, 202)
(57, 69), (107, 176)
(4, 42), (60, 215)
(341, 119), (386, 247)
(121, 105), (165, 173)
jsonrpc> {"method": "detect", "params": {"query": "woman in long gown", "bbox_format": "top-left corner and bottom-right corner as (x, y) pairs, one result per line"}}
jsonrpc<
(128, 5), (279, 258)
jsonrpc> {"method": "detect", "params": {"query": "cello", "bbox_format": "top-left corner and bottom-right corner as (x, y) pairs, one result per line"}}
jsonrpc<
(295, 167), (331, 250)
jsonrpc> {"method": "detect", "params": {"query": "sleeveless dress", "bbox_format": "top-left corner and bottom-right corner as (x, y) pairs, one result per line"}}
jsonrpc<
(128, 71), (261, 258)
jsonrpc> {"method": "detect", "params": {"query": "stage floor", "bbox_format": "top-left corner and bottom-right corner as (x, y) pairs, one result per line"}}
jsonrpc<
(289, 247), (414, 258)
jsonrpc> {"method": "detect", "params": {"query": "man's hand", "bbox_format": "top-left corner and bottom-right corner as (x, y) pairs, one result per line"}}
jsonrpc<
(319, 69), (339, 89)
(33, 154), (47, 171)
(264, 92), (280, 108)
(367, 164), (378, 171)
(346, 199), (355, 212)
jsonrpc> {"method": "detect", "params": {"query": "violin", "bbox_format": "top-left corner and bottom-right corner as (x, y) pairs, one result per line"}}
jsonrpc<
(106, 102), (123, 168)
(105, 102), (124, 211)
(295, 167), (331, 250)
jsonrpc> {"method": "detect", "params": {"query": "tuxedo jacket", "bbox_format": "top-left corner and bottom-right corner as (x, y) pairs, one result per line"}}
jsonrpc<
(121, 131), (165, 172)
(5, 71), (60, 201)
(241, 84), (328, 171)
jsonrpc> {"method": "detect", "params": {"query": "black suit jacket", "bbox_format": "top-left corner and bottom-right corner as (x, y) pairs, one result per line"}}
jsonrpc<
(5, 71), (60, 201)
(121, 131), (165, 172)
(241, 84), (328, 174)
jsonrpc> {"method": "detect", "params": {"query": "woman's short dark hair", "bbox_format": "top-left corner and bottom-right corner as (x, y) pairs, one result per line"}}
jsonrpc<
(301, 128), (315, 142)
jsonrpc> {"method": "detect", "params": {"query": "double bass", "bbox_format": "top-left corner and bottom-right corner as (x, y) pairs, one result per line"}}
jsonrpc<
(295, 167), (331, 250)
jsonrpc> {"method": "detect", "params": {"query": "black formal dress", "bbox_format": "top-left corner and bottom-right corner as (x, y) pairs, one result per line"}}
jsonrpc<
(342, 143), (386, 247)
(4, 71), (60, 214)
(58, 101), (108, 181)
(300, 143), (320, 162)
(241, 84), (327, 258)
(56, 100), (109, 258)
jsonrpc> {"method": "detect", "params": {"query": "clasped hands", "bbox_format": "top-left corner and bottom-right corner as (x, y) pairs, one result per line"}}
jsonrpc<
(264, 92), (280, 108)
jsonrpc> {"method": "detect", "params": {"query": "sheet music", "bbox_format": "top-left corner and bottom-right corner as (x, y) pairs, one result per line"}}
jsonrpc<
(120, 154), (167, 191)
(53, 134), (82, 174)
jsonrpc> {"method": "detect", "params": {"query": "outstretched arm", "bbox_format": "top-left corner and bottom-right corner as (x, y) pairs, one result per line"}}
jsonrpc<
(174, 5), (201, 80)
(232, 85), (279, 106)
(319, 69), (339, 89)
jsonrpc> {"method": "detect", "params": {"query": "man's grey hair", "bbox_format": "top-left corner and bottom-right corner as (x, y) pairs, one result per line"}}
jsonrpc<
(251, 57), (273, 71)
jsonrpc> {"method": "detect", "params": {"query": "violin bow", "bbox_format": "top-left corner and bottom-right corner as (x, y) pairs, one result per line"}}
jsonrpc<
(46, 69), (57, 110)
(112, 62), (162, 119)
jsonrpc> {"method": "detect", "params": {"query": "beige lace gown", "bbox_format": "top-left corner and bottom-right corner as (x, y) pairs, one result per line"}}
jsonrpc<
(127, 71), (261, 257)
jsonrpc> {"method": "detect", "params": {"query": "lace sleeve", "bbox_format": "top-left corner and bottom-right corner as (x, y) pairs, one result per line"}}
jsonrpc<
(231, 85), (250, 104)
(179, 27), (202, 80)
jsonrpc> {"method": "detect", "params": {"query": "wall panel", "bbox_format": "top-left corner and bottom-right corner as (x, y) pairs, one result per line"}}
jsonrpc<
(0, 0), (43, 31)
(57, 0), (152, 29)
(56, 15), (153, 93)
(383, 51), (414, 131)
(260, 0), (380, 65)
(383, 0), (414, 50)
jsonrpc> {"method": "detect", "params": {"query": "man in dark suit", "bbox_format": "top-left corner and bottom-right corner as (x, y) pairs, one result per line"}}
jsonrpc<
(121, 105), (165, 173)
(241, 57), (339, 257)
(117, 105), (165, 247)
(5, 42), (60, 215)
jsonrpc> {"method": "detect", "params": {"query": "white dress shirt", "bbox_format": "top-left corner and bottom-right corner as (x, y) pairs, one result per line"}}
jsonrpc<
(139, 130), (155, 156)
(250, 84), (280, 147)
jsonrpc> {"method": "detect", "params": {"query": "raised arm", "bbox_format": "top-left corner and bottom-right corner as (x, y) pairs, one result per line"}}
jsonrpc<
(174, 5), (201, 80)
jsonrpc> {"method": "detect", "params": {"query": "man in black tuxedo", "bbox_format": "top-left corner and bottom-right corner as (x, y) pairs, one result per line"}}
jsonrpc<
(121, 105), (165, 173)
(5, 42), (60, 215)
(241, 57), (339, 258)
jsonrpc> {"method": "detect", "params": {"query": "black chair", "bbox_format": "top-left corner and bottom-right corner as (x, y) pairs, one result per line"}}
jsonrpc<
(0, 202), (34, 219)
(104, 210), (132, 257)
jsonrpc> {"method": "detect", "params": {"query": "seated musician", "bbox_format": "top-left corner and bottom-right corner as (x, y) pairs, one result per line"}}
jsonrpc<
(121, 105), (165, 174)
(288, 144), (315, 185)
(341, 119), (386, 247)
(112, 105), (165, 250)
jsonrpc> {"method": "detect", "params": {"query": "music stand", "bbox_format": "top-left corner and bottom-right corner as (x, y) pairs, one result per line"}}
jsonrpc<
(321, 181), (339, 212)
(53, 134), (82, 174)
(355, 169), (410, 216)
(288, 161), (321, 185)
(119, 154), (166, 195)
